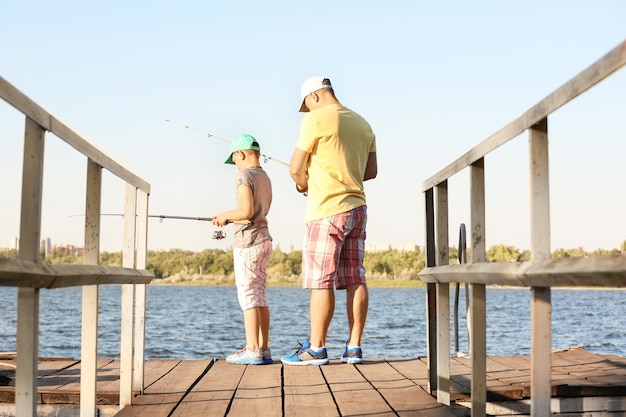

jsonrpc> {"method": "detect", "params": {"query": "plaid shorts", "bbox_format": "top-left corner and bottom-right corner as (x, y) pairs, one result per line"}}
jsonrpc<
(302, 206), (367, 290)
(233, 239), (272, 310)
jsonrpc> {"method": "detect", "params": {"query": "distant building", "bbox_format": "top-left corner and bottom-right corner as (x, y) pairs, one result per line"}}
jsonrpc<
(41, 237), (52, 257)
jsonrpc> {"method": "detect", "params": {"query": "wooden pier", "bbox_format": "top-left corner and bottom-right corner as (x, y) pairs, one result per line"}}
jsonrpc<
(3, 33), (625, 417)
(1, 346), (626, 416)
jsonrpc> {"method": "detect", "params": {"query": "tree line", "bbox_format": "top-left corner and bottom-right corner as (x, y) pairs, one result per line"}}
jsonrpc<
(1, 241), (624, 283)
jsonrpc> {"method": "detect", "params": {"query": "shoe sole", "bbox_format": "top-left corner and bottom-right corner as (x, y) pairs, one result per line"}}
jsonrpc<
(342, 357), (364, 364)
(281, 358), (329, 366)
(226, 358), (264, 365)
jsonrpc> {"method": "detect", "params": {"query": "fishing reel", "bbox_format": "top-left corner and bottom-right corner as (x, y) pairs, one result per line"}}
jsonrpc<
(212, 229), (227, 240)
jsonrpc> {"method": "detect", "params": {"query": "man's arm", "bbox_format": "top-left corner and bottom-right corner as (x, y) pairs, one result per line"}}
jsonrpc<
(364, 151), (378, 181)
(290, 147), (310, 193)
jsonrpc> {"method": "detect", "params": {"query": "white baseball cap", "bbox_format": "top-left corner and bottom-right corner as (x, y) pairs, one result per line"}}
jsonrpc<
(299, 76), (333, 112)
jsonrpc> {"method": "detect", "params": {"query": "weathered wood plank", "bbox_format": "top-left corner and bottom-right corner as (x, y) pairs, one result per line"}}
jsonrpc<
(40, 359), (118, 405)
(0, 259), (153, 289)
(2, 350), (626, 416)
(171, 359), (245, 416)
(322, 361), (395, 416)
(419, 255), (626, 287)
(114, 359), (212, 417)
(141, 360), (182, 391)
(386, 357), (430, 388)
(228, 362), (282, 417)
(553, 347), (607, 366)
(0, 358), (79, 402)
(358, 360), (458, 417)
(283, 362), (338, 416)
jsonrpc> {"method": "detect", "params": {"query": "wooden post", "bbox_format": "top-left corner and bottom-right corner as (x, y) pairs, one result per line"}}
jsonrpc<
(435, 181), (450, 405)
(529, 117), (552, 417)
(80, 159), (102, 417)
(120, 184), (138, 408)
(133, 189), (149, 393)
(424, 188), (438, 394)
(470, 158), (487, 417)
(16, 117), (45, 417)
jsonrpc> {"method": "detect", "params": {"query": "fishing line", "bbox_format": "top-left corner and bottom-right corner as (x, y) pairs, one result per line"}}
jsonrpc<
(165, 119), (308, 196)
(165, 119), (289, 167)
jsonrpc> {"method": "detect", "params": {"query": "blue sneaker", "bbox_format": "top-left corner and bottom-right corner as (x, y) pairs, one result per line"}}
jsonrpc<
(226, 347), (264, 365)
(262, 348), (274, 364)
(281, 340), (329, 366)
(341, 341), (363, 364)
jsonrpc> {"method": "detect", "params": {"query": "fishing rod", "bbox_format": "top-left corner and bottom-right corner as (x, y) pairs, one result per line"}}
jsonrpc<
(69, 214), (251, 240)
(165, 119), (289, 167)
(69, 213), (251, 225)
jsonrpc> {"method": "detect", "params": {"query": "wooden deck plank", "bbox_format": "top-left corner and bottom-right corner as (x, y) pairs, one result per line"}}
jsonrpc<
(227, 361), (282, 417)
(171, 359), (245, 417)
(385, 357), (430, 387)
(0, 358), (80, 402)
(321, 360), (395, 416)
(40, 358), (117, 405)
(357, 359), (458, 417)
(283, 362), (338, 416)
(552, 347), (607, 366)
(141, 359), (182, 390)
(449, 360), (473, 397)
(489, 354), (531, 370)
(601, 354), (626, 367)
(115, 358), (213, 417)
(2, 348), (626, 416)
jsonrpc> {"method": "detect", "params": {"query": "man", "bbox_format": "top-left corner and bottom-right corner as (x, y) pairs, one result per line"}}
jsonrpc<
(281, 76), (377, 366)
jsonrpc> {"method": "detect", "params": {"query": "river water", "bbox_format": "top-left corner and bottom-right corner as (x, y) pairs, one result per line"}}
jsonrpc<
(0, 286), (624, 360)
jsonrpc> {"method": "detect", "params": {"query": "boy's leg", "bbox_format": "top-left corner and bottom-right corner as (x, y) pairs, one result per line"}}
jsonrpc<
(244, 307), (261, 351)
(259, 306), (270, 350)
(238, 240), (272, 351)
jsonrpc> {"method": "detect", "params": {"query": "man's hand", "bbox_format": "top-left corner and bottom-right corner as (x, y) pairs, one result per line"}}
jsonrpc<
(296, 183), (308, 194)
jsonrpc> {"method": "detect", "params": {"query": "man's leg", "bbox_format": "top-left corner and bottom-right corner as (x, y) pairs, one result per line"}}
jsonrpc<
(310, 288), (335, 347)
(346, 283), (368, 346)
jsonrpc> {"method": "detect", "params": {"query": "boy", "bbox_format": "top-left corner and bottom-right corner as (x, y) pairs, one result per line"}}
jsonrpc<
(212, 133), (273, 365)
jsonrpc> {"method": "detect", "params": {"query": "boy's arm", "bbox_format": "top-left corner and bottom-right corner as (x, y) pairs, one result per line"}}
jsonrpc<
(212, 184), (254, 226)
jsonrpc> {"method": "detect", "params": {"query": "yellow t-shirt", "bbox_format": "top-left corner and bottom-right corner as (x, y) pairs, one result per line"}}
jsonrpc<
(296, 104), (376, 222)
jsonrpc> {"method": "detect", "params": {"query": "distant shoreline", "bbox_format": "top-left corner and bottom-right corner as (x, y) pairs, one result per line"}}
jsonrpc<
(149, 277), (625, 290)
(150, 277), (426, 288)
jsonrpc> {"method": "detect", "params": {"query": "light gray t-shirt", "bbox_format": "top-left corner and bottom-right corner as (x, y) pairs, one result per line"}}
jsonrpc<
(233, 166), (272, 248)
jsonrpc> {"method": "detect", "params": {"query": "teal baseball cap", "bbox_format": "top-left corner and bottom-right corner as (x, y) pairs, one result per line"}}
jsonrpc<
(225, 133), (261, 164)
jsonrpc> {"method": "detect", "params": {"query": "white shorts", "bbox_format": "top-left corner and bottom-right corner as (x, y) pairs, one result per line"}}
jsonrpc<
(233, 239), (272, 310)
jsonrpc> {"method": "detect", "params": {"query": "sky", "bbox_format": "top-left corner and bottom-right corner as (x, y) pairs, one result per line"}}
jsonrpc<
(1, 0), (625, 254)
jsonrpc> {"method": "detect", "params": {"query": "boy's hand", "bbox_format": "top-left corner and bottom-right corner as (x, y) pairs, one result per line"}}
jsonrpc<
(212, 215), (228, 226)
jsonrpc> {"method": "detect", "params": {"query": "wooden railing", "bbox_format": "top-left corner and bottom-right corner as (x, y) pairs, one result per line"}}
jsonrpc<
(418, 39), (626, 417)
(0, 77), (153, 417)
